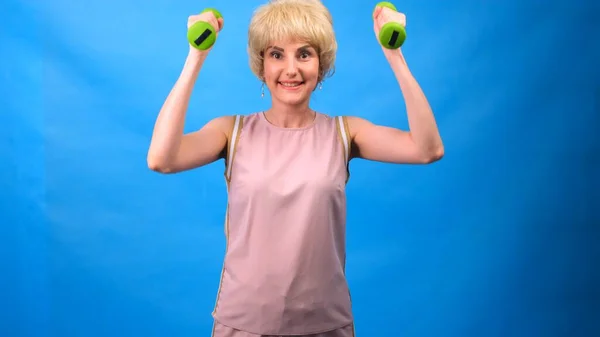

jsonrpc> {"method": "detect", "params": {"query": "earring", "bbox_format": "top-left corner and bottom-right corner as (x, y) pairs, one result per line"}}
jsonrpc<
(319, 82), (323, 90)
(261, 83), (265, 98)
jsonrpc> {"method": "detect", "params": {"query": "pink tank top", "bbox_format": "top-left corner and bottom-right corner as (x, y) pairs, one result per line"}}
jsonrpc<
(211, 112), (354, 335)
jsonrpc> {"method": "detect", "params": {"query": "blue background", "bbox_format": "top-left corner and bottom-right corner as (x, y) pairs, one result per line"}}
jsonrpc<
(2, 0), (599, 336)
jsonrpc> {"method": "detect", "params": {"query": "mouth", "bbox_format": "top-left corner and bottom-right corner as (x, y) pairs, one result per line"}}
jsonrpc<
(278, 81), (304, 91)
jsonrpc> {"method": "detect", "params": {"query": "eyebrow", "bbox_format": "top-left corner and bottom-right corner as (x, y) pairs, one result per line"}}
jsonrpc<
(267, 44), (313, 52)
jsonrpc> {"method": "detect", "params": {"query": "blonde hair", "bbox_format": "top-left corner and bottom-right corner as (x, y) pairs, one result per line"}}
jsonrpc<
(247, 0), (337, 83)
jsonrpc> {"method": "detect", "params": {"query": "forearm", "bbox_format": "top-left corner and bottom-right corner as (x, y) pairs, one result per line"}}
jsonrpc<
(148, 52), (207, 166)
(387, 50), (444, 159)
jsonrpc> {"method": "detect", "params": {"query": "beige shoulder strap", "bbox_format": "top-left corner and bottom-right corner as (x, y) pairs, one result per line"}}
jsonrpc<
(335, 116), (351, 164)
(225, 115), (243, 183)
(335, 116), (351, 183)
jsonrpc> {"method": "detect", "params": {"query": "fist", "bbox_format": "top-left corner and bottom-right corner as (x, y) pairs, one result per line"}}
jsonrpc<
(372, 6), (406, 43)
(187, 11), (224, 54)
(187, 11), (224, 32)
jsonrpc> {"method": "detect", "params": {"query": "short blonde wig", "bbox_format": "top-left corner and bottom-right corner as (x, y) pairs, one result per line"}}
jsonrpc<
(248, 0), (337, 83)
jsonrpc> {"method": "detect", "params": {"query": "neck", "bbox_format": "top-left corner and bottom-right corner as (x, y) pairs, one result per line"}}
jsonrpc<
(265, 100), (315, 128)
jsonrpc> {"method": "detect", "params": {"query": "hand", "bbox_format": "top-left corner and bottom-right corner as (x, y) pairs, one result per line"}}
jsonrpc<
(373, 5), (406, 54)
(187, 11), (224, 57)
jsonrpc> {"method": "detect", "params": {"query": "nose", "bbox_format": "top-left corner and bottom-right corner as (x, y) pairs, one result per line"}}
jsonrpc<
(284, 57), (298, 77)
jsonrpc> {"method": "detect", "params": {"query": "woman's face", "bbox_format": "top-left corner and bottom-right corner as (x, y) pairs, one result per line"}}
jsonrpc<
(262, 39), (320, 107)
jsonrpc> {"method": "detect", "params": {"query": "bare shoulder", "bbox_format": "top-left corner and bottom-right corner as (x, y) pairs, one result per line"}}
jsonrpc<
(181, 115), (238, 162)
(343, 116), (373, 139)
(195, 115), (239, 145)
(205, 115), (237, 135)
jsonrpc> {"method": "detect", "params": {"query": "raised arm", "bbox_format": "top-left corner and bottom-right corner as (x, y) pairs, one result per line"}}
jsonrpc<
(347, 6), (443, 165)
(147, 12), (231, 174)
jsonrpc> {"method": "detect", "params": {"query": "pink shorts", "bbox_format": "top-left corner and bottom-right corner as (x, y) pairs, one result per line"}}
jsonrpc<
(211, 321), (356, 337)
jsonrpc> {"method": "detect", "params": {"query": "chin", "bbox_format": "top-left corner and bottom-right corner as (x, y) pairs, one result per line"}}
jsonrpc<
(282, 98), (309, 106)
(277, 91), (311, 105)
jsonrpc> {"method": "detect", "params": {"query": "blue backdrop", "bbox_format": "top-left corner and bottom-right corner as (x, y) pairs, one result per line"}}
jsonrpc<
(2, 0), (599, 336)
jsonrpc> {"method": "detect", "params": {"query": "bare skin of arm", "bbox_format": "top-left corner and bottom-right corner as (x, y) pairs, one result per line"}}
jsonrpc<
(147, 12), (231, 174)
(347, 52), (444, 164)
(347, 7), (444, 165)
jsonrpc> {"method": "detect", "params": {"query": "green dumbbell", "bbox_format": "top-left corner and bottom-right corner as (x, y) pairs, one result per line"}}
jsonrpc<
(187, 8), (223, 50)
(376, 2), (406, 49)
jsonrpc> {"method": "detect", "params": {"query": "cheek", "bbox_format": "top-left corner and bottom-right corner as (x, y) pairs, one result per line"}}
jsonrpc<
(266, 70), (283, 86)
(262, 61), (277, 80)
(304, 72), (319, 83)
(304, 60), (320, 81)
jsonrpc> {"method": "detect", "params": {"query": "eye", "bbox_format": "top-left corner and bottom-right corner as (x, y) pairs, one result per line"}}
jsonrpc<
(299, 51), (312, 59)
(270, 51), (282, 59)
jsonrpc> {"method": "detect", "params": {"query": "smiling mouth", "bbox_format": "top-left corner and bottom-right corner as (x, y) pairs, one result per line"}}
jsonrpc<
(278, 81), (304, 89)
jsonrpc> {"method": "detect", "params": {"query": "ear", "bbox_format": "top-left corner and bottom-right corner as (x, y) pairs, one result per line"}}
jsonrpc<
(313, 81), (322, 92)
(317, 65), (323, 83)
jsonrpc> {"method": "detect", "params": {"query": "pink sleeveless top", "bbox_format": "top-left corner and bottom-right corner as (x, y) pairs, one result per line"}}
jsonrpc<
(211, 112), (354, 335)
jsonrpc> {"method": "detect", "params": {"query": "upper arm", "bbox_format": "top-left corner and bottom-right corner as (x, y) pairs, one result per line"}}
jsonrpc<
(167, 115), (234, 173)
(346, 116), (432, 164)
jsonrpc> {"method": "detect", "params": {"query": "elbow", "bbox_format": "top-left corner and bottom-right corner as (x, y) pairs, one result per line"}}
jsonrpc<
(421, 145), (444, 164)
(147, 155), (176, 174)
(148, 163), (170, 174)
(431, 147), (445, 163)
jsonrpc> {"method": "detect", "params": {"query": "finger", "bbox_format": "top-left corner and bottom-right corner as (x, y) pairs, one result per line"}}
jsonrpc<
(205, 11), (217, 21)
(389, 11), (405, 26)
(205, 16), (219, 32)
(217, 18), (224, 31)
(373, 6), (382, 20)
(374, 14), (384, 32)
(381, 7), (394, 16)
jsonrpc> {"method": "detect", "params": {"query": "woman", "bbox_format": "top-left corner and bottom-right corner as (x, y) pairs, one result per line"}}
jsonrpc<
(147, 0), (444, 336)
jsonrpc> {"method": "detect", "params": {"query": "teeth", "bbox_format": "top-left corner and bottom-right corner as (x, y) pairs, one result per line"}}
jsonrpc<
(280, 82), (301, 87)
